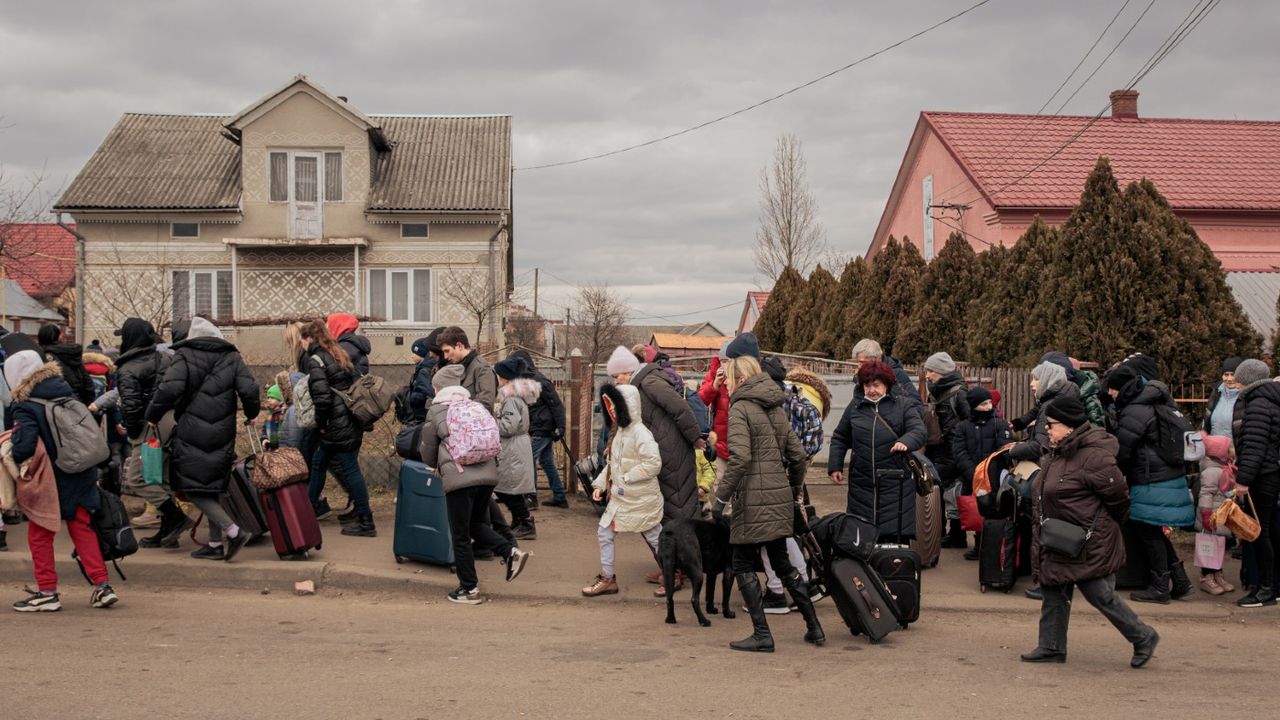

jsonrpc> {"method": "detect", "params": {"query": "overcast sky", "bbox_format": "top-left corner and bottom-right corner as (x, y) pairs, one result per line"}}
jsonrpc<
(1, 0), (1275, 333)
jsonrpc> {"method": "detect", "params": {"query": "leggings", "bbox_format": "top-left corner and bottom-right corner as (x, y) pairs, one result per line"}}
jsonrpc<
(189, 494), (237, 544)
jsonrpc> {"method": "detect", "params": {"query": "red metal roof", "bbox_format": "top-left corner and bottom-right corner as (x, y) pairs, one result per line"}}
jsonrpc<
(924, 112), (1280, 211)
(748, 291), (770, 311)
(0, 223), (76, 299)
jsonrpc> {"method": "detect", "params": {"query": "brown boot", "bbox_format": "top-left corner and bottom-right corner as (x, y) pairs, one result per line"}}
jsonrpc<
(582, 574), (619, 597)
(653, 571), (685, 597)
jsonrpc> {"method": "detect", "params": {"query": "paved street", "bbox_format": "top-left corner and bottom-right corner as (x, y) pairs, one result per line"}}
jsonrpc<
(5, 583), (1276, 719)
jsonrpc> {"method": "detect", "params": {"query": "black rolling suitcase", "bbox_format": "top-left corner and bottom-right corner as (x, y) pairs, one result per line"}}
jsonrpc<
(828, 556), (903, 642)
(870, 468), (923, 625)
(979, 517), (1019, 592)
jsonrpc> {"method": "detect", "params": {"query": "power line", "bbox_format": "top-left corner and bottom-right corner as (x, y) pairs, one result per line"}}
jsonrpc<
(515, 0), (996, 171)
(628, 300), (743, 323)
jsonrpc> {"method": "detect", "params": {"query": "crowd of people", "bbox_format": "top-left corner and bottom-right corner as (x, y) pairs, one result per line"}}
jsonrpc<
(2, 316), (1272, 667)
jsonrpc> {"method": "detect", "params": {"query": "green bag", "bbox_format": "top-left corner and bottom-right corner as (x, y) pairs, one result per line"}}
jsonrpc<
(140, 426), (164, 486)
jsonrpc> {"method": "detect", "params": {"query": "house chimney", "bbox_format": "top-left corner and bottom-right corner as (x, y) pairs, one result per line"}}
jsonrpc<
(337, 95), (348, 103)
(1110, 89), (1139, 119)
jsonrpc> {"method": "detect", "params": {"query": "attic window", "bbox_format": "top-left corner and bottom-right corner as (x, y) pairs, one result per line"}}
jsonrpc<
(171, 222), (200, 238)
(401, 223), (430, 239)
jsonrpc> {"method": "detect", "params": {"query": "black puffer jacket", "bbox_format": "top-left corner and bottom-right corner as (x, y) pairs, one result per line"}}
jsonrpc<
(827, 391), (928, 538)
(146, 335), (260, 494)
(951, 410), (1014, 492)
(338, 334), (371, 377)
(926, 371), (969, 485)
(632, 363), (702, 521)
(1234, 379), (1280, 496)
(303, 344), (360, 452)
(1113, 379), (1184, 486)
(1008, 381), (1081, 463)
(511, 349), (565, 439)
(41, 342), (96, 407)
(116, 345), (169, 438)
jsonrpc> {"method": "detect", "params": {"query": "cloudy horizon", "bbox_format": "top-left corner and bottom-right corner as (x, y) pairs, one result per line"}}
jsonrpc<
(1, 0), (1274, 334)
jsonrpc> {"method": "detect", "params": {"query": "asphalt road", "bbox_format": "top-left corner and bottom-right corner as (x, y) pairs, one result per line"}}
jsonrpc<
(6, 583), (1275, 719)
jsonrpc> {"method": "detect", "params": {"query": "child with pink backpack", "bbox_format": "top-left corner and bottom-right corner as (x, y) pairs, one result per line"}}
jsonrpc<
(420, 364), (530, 605)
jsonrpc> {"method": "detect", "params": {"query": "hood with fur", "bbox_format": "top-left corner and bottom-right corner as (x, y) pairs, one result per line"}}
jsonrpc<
(83, 351), (116, 376)
(600, 383), (641, 429)
(11, 362), (64, 403)
(785, 367), (831, 418)
(500, 377), (542, 405)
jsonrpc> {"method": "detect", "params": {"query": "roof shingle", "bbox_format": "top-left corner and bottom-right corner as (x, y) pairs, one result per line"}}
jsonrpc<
(924, 112), (1280, 211)
(368, 115), (511, 212)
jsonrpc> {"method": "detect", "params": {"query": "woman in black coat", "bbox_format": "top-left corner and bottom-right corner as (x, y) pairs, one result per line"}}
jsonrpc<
(297, 319), (376, 538)
(146, 318), (260, 562)
(827, 360), (928, 541)
(1230, 359), (1280, 608)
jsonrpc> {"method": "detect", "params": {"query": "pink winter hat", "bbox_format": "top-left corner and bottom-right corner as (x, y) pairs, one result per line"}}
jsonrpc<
(1202, 435), (1232, 463)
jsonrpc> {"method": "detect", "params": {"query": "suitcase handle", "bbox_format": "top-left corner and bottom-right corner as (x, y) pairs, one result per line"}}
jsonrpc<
(245, 421), (264, 456)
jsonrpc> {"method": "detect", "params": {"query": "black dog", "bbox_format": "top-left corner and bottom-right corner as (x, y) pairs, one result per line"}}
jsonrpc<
(659, 517), (735, 626)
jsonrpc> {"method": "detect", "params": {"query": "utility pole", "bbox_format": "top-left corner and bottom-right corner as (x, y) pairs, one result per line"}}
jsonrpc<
(533, 267), (539, 319)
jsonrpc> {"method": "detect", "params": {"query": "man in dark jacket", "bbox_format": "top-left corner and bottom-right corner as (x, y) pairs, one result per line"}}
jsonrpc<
(115, 318), (190, 549)
(510, 348), (567, 508)
(923, 351), (970, 548)
(37, 325), (95, 407)
(146, 318), (261, 561)
(7, 350), (118, 611)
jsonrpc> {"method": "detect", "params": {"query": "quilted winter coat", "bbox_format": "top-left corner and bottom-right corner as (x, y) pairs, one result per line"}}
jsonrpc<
(594, 384), (664, 533)
(496, 378), (540, 496)
(632, 363), (702, 521)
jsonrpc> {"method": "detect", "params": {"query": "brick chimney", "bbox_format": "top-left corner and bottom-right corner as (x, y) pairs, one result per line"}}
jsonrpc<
(1110, 89), (1139, 120)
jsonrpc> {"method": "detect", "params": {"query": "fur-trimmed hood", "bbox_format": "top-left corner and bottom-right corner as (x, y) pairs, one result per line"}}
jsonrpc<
(83, 351), (115, 375)
(600, 383), (639, 429)
(785, 367), (831, 418)
(12, 362), (64, 403)
(500, 377), (542, 405)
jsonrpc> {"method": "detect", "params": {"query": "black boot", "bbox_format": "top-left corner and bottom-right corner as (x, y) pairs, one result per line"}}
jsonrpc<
(1129, 571), (1171, 605)
(730, 574), (775, 653)
(140, 499), (192, 548)
(0, 529), (7, 551)
(511, 517), (537, 540)
(1131, 629), (1160, 668)
(1168, 560), (1192, 600)
(941, 520), (967, 549)
(341, 513), (377, 537)
(782, 572), (826, 647)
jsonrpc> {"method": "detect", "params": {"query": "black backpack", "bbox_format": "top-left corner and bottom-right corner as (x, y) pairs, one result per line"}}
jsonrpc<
(73, 489), (138, 582)
(1150, 404), (1193, 467)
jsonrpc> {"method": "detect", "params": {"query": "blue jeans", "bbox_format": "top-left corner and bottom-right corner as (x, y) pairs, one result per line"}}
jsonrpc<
(531, 435), (565, 500)
(308, 444), (370, 515)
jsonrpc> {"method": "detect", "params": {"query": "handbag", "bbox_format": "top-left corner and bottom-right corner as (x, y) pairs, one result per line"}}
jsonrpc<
(140, 425), (165, 486)
(246, 431), (308, 491)
(1212, 495), (1262, 542)
(957, 494), (983, 532)
(873, 413), (931, 496)
(1037, 491), (1102, 559)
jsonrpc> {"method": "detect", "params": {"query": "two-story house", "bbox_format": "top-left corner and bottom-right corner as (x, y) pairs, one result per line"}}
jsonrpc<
(54, 75), (512, 364)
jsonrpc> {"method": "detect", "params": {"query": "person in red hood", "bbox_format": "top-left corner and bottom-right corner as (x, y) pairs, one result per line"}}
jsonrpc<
(698, 342), (732, 491)
(326, 313), (370, 377)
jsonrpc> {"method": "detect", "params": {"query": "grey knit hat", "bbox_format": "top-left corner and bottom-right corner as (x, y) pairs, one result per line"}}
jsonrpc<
(1234, 358), (1270, 388)
(432, 363), (466, 392)
(924, 352), (956, 374)
(1031, 362), (1068, 400)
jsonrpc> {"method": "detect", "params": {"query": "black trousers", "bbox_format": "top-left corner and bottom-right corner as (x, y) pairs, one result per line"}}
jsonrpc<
(496, 492), (531, 523)
(447, 485), (513, 591)
(1038, 574), (1153, 654)
(1244, 489), (1280, 588)
(732, 538), (797, 577)
(1127, 521), (1178, 576)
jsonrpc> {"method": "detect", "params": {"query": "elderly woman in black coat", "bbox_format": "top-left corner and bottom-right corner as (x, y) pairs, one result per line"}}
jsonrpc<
(146, 318), (260, 562)
(827, 360), (928, 541)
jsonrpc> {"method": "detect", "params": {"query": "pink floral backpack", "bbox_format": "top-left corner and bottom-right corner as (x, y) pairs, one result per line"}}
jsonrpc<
(444, 399), (501, 470)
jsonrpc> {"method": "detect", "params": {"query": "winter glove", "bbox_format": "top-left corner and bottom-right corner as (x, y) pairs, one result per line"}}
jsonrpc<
(712, 499), (726, 523)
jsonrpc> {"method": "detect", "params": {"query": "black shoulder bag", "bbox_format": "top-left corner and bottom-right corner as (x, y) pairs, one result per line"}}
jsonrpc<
(872, 412), (931, 497)
(1037, 496), (1102, 559)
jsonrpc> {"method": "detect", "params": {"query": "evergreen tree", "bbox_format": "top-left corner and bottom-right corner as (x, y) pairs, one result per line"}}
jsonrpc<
(752, 265), (806, 353)
(896, 232), (980, 363)
(859, 237), (925, 357)
(965, 217), (1058, 366)
(815, 256), (867, 358)
(1273, 292), (1280, 375)
(785, 264), (836, 353)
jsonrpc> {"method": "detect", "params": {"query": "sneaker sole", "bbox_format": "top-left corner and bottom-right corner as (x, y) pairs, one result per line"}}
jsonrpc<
(507, 551), (530, 582)
(14, 602), (61, 612)
(447, 595), (484, 605)
(763, 607), (792, 615)
(93, 595), (119, 609)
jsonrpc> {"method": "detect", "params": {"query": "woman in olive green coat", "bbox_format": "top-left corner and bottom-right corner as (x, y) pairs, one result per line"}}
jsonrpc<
(713, 356), (824, 653)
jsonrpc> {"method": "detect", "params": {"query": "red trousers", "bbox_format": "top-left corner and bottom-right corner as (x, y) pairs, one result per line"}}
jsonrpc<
(27, 507), (108, 590)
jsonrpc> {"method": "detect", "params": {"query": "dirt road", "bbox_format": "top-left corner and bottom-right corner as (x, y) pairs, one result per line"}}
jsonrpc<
(6, 583), (1273, 719)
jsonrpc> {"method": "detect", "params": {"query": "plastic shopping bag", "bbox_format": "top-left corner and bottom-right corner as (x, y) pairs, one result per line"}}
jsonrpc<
(140, 426), (164, 486)
(1193, 532), (1226, 570)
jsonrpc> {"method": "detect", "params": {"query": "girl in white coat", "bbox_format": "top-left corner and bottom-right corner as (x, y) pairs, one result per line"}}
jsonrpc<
(582, 383), (663, 597)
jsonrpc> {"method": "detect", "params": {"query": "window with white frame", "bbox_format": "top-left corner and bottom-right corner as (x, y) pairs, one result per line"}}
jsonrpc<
(367, 268), (432, 324)
(172, 269), (233, 323)
(268, 150), (343, 202)
(400, 223), (430, 238)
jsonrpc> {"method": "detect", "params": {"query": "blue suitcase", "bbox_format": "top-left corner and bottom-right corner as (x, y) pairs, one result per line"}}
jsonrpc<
(393, 460), (455, 567)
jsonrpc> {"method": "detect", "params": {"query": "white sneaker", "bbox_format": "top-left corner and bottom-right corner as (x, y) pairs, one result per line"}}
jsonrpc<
(505, 548), (530, 582)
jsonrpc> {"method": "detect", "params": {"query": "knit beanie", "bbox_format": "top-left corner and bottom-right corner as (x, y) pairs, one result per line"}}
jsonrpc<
(411, 336), (432, 358)
(432, 363), (466, 392)
(924, 352), (956, 374)
(725, 332), (760, 360)
(966, 386), (993, 410)
(1222, 357), (1244, 374)
(1202, 435), (1232, 463)
(267, 384), (284, 403)
(1031, 362), (1068, 399)
(4, 349), (44, 391)
(1105, 364), (1139, 393)
(1045, 395), (1089, 429)
(1234, 358), (1269, 387)
(605, 345), (640, 376)
(493, 356), (525, 381)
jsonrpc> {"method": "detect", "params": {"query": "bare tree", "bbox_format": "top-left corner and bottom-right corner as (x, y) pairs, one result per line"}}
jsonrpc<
(439, 266), (520, 347)
(753, 133), (827, 280)
(85, 227), (175, 333)
(0, 165), (63, 295)
(567, 283), (629, 366)
(505, 314), (545, 351)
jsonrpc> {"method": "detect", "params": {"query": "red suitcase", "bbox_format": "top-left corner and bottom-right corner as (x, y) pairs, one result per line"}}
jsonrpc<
(261, 482), (323, 560)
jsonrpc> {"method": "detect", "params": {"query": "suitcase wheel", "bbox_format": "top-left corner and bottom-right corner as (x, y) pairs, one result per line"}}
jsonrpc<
(395, 555), (406, 564)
